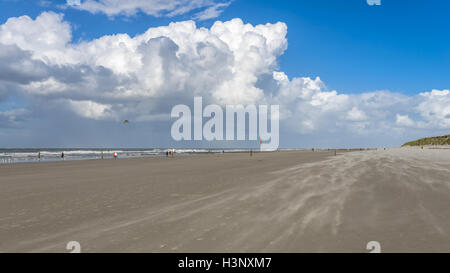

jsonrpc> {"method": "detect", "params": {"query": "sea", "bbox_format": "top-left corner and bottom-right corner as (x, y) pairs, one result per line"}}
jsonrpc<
(0, 148), (243, 164)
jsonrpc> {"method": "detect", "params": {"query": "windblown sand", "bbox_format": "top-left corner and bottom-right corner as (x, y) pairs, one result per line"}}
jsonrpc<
(1, 149), (450, 253)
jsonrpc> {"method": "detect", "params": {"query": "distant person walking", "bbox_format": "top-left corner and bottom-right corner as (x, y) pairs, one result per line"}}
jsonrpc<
(61, 152), (64, 160)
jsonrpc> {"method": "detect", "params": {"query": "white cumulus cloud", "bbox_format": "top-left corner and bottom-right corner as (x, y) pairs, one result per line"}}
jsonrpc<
(0, 11), (449, 147)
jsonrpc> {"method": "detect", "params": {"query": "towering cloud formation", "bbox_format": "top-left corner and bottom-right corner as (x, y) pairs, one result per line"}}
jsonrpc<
(0, 12), (448, 147)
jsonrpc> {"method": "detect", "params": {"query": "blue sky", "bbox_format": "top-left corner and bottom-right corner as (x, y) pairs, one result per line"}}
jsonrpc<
(2, 0), (449, 95)
(0, 0), (449, 148)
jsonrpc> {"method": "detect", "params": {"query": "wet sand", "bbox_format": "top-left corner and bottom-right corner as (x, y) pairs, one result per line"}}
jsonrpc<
(1, 149), (450, 253)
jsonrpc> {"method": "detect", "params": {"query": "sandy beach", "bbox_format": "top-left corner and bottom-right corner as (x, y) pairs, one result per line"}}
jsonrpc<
(1, 149), (450, 253)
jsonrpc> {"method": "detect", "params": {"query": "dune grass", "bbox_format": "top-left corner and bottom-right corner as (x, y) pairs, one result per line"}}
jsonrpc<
(402, 134), (450, 147)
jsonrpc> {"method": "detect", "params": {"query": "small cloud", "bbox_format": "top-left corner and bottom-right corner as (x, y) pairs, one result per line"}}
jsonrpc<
(194, 2), (231, 21)
(367, 0), (381, 6)
(39, 0), (52, 7)
(66, 0), (81, 7)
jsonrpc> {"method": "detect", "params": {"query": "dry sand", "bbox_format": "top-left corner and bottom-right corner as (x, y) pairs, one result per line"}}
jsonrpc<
(1, 149), (450, 253)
